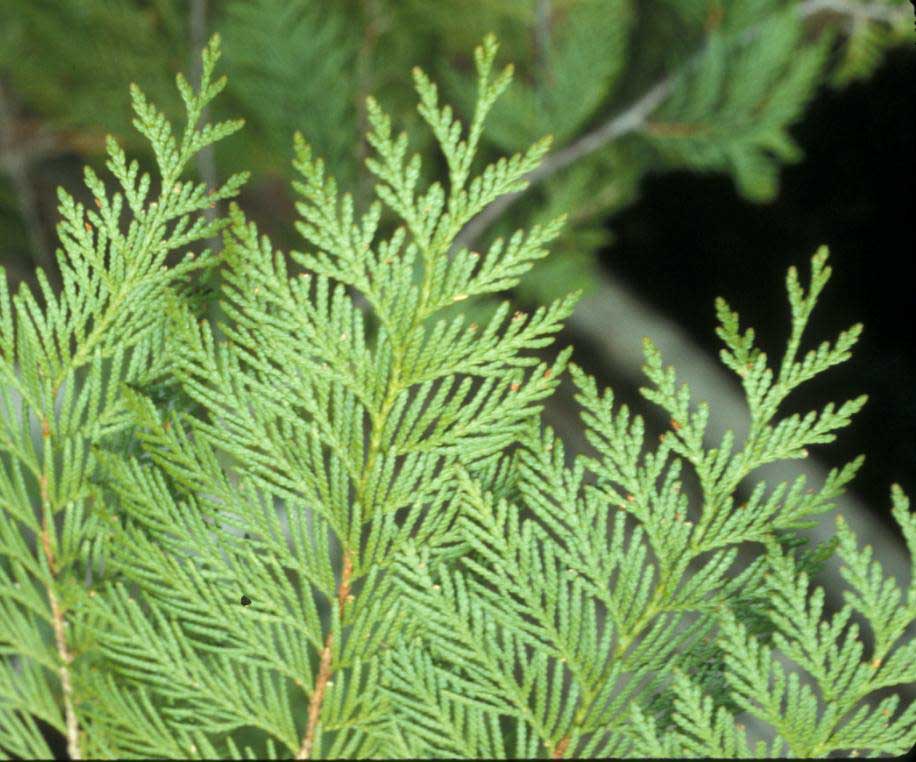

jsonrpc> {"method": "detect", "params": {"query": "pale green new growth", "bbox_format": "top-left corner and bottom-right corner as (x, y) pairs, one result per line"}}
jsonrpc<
(0, 33), (914, 761)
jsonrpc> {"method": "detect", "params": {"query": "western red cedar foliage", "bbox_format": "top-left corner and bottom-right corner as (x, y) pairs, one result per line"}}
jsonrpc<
(0, 26), (914, 762)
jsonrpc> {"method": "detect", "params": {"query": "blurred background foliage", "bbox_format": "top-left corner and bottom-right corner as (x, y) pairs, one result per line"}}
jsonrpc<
(2, 0), (911, 298)
(0, 0), (913, 598)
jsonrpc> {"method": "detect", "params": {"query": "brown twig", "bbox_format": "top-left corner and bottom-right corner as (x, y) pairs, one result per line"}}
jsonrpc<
(297, 551), (354, 760)
(38, 470), (81, 760)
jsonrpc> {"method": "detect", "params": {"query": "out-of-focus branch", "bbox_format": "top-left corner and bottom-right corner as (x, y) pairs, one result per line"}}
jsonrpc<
(534, 0), (552, 84)
(800, 0), (911, 24)
(454, 0), (910, 252)
(0, 79), (56, 278)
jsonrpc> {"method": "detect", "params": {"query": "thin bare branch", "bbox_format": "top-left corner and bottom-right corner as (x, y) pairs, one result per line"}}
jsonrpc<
(453, 75), (672, 251)
(799, 0), (912, 24)
(454, 0), (910, 252)
(534, 0), (552, 84)
(38, 471), (81, 760)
